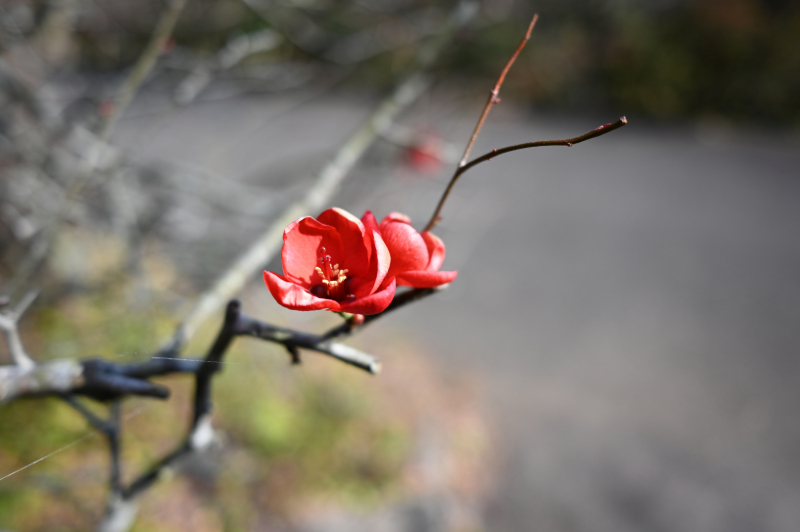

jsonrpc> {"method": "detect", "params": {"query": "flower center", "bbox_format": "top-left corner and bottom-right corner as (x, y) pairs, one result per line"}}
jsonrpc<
(314, 247), (350, 300)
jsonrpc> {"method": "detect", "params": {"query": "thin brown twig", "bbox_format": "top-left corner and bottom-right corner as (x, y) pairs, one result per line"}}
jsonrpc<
(458, 14), (537, 168)
(423, 117), (628, 232)
(460, 117), (628, 173)
(423, 14), (538, 232)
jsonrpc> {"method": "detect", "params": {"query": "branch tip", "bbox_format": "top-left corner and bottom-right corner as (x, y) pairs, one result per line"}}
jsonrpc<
(525, 14), (539, 40)
(424, 13), (539, 232)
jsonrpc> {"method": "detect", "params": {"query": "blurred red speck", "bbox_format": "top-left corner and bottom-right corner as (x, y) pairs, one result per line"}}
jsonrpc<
(349, 313), (365, 326)
(98, 100), (115, 117)
(161, 37), (176, 53)
(406, 130), (444, 174)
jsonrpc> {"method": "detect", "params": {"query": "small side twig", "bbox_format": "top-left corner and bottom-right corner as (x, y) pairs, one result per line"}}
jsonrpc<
(459, 14), (538, 168)
(460, 117), (629, 175)
(422, 14), (630, 233)
(60, 395), (125, 512)
(234, 312), (381, 374)
(424, 117), (629, 232)
(422, 14), (537, 232)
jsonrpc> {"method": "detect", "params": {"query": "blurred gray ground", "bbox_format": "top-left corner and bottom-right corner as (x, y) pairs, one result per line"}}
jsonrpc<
(115, 88), (800, 532)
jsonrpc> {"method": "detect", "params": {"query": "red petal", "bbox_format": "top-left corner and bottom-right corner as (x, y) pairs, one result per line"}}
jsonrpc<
(421, 231), (446, 272)
(396, 270), (457, 288)
(361, 210), (379, 266)
(361, 210), (380, 234)
(380, 212), (412, 229)
(381, 221), (429, 278)
(370, 228), (391, 289)
(317, 208), (369, 277)
(263, 271), (337, 311)
(347, 227), (390, 298)
(338, 278), (396, 315)
(282, 217), (344, 287)
(282, 217), (302, 239)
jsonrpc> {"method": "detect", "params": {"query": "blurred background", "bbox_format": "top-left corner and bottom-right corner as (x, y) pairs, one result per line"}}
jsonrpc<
(1, 0), (799, 530)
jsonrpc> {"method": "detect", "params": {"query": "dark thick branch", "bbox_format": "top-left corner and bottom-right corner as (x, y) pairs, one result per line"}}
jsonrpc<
(100, 297), (393, 515)
(234, 311), (381, 374)
(0, 300), (389, 405)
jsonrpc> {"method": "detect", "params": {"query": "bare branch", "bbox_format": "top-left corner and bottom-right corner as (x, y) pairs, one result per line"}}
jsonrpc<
(4, 0), (190, 301)
(424, 117), (628, 232)
(0, 360), (83, 403)
(463, 117), (629, 172)
(0, 290), (38, 369)
(0, 314), (35, 369)
(174, 29), (282, 105)
(458, 14), (538, 168)
(94, 0), (189, 143)
(234, 312), (382, 374)
(422, 14), (538, 232)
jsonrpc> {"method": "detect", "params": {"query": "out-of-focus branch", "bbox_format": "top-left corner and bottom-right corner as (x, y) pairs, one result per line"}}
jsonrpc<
(174, 29), (282, 105)
(0, 357), (183, 405)
(4, 0), (189, 303)
(94, 0), (189, 143)
(67, 0), (189, 199)
(0, 360), (83, 403)
(0, 290), (38, 368)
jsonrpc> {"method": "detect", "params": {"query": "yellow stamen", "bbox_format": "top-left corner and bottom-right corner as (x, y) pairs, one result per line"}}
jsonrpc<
(315, 254), (350, 300)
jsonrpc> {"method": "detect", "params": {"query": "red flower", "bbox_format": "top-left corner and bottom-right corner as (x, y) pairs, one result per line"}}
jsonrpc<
(375, 212), (457, 288)
(263, 208), (395, 315)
